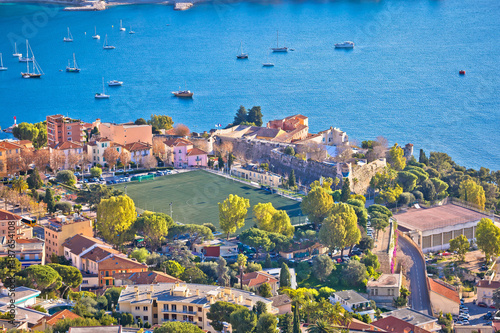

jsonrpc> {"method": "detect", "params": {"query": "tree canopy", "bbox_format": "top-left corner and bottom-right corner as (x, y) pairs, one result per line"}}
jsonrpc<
(476, 218), (500, 262)
(301, 187), (334, 228)
(97, 195), (136, 246)
(219, 194), (250, 239)
(253, 202), (294, 237)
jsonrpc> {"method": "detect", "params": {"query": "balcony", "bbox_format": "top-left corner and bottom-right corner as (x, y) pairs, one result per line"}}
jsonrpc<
(161, 309), (197, 315)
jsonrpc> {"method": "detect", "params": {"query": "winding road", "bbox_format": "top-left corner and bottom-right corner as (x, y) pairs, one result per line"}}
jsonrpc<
(399, 236), (432, 315)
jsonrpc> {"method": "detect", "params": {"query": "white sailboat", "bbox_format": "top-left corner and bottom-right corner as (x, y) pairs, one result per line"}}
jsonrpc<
(0, 53), (7, 71)
(108, 80), (123, 86)
(129, 25), (135, 34)
(21, 40), (43, 78)
(120, 20), (126, 31)
(103, 35), (115, 49)
(63, 27), (73, 42)
(236, 42), (248, 59)
(262, 53), (274, 67)
(66, 53), (80, 73)
(270, 30), (288, 52)
(18, 40), (33, 62)
(13, 42), (22, 57)
(95, 77), (110, 99)
(92, 26), (100, 39)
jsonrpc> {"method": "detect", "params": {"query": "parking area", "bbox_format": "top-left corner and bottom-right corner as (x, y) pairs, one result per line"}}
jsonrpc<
(455, 300), (497, 326)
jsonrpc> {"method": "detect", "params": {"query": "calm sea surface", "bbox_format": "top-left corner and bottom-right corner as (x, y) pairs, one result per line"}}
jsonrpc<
(0, 0), (499, 169)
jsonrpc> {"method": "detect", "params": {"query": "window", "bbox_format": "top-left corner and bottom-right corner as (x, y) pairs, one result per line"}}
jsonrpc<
(67, 132), (72, 136)
(135, 306), (140, 311)
(154, 314), (157, 319)
(82, 280), (88, 284)
(143, 306), (148, 311)
(163, 304), (169, 311)
(198, 317), (202, 322)
(143, 316), (148, 321)
(163, 314), (169, 320)
(183, 305), (187, 312)
(171, 305), (177, 311)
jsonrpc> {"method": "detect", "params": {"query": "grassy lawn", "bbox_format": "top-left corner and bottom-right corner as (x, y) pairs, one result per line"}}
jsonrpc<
(113, 170), (304, 233)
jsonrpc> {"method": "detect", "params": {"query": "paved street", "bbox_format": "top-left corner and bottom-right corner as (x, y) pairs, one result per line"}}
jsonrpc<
(399, 236), (432, 315)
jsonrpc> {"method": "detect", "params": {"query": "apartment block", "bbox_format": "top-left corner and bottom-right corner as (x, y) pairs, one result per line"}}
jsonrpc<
(43, 215), (93, 261)
(46, 115), (86, 147)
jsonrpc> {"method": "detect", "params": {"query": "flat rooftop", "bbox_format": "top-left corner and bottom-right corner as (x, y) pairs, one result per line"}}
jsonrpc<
(394, 204), (490, 231)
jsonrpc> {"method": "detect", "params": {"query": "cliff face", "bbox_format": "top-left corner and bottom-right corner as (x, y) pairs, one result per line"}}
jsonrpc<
(351, 159), (387, 195)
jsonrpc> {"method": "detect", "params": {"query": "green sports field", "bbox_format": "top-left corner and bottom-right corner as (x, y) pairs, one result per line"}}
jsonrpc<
(113, 170), (304, 233)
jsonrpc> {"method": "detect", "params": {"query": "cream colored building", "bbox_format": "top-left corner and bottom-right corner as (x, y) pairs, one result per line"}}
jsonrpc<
(367, 273), (402, 303)
(476, 280), (500, 307)
(428, 278), (460, 316)
(232, 166), (281, 187)
(118, 282), (278, 331)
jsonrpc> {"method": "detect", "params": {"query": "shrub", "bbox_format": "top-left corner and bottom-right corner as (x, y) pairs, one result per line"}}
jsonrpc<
(55, 202), (72, 214)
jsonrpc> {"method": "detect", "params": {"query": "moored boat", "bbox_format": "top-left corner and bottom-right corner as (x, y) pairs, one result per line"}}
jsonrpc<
(172, 90), (193, 98)
(64, 27), (74, 42)
(95, 77), (110, 98)
(108, 80), (123, 86)
(271, 30), (288, 52)
(92, 26), (100, 39)
(66, 53), (80, 73)
(335, 41), (354, 49)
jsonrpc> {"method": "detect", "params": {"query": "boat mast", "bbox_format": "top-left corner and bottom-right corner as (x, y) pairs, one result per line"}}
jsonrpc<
(277, 30), (279, 47)
(25, 40), (29, 73)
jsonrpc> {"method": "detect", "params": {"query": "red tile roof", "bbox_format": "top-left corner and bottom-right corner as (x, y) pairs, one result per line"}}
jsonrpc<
(0, 141), (23, 150)
(54, 141), (83, 150)
(62, 235), (107, 256)
(373, 316), (432, 333)
(428, 278), (460, 304)
(113, 271), (182, 285)
(164, 138), (192, 147)
(0, 209), (21, 221)
(477, 280), (500, 289)
(98, 254), (148, 271)
(241, 271), (278, 287)
(43, 309), (81, 326)
(80, 246), (120, 262)
(124, 141), (152, 152)
(187, 148), (208, 156)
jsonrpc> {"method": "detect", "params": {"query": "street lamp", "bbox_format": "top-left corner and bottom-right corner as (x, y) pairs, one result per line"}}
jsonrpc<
(170, 202), (173, 220)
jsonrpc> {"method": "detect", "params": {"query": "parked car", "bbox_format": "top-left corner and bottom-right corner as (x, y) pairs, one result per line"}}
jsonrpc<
(455, 321), (464, 325)
(489, 304), (496, 309)
(462, 320), (470, 325)
(478, 302), (488, 308)
(336, 258), (342, 263)
(351, 250), (363, 256)
(480, 265), (489, 271)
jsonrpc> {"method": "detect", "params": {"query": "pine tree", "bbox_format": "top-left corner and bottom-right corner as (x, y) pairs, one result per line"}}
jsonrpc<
(280, 262), (291, 288)
(288, 170), (297, 189)
(247, 106), (263, 126)
(27, 168), (43, 189)
(419, 149), (429, 165)
(44, 188), (56, 213)
(341, 178), (351, 202)
(234, 106), (248, 125)
(292, 304), (300, 333)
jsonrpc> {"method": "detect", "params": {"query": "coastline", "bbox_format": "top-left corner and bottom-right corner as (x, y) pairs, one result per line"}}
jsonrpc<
(0, 0), (194, 8)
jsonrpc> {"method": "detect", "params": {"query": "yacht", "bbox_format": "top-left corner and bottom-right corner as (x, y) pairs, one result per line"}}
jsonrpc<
(66, 53), (80, 73)
(172, 90), (193, 98)
(334, 41), (354, 49)
(13, 42), (22, 57)
(108, 80), (123, 86)
(21, 40), (43, 78)
(270, 30), (288, 52)
(63, 27), (74, 42)
(103, 35), (115, 49)
(236, 42), (248, 59)
(0, 53), (7, 71)
(129, 25), (135, 34)
(262, 62), (274, 67)
(95, 77), (110, 99)
(119, 20), (126, 31)
(92, 26), (100, 39)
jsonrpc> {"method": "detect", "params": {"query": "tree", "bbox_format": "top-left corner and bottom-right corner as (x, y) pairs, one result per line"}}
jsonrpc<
(56, 170), (76, 186)
(53, 318), (101, 333)
(284, 146), (295, 156)
(476, 218), (500, 262)
(19, 265), (62, 292)
(141, 154), (158, 169)
(389, 144), (406, 171)
(346, 198), (368, 229)
(247, 106), (263, 126)
(459, 178), (486, 210)
(288, 170), (297, 189)
(130, 247), (149, 263)
(119, 150), (132, 169)
(103, 147), (120, 170)
(259, 282), (273, 297)
(168, 223), (213, 250)
(358, 236), (374, 252)
(343, 260), (368, 286)
(254, 203), (294, 237)
(148, 114), (174, 131)
(174, 123), (190, 137)
(162, 260), (185, 278)
(204, 223), (217, 233)
(319, 203), (360, 257)
(420, 179), (437, 201)
(12, 177), (28, 194)
(44, 188), (56, 213)
(231, 308), (258, 333)
(135, 118), (147, 125)
(449, 234), (470, 261)
(135, 211), (170, 249)
(27, 168), (43, 189)
(264, 254), (272, 269)
(429, 152), (453, 173)
(397, 171), (418, 192)
(301, 187), (334, 228)
(312, 254), (335, 282)
(219, 194), (250, 239)
(208, 301), (246, 332)
(47, 263), (82, 296)
(90, 166), (102, 178)
(0, 257), (21, 282)
(77, 184), (122, 211)
(493, 288), (500, 309)
(306, 319), (336, 333)
(362, 250), (380, 271)
(153, 321), (204, 333)
(341, 178), (350, 202)
(234, 106), (248, 126)
(293, 304), (301, 333)
(279, 312), (293, 333)
(216, 256), (230, 286)
(256, 313), (278, 333)
(180, 266), (207, 284)
(239, 228), (273, 255)
(280, 263), (291, 288)
(419, 149), (429, 165)
(96, 195), (136, 246)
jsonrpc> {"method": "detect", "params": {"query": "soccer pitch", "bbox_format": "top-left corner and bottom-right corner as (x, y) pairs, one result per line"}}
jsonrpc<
(113, 170), (304, 233)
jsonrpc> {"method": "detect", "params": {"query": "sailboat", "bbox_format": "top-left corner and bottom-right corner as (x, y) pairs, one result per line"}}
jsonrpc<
(18, 40), (33, 62)
(262, 53), (274, 67)
(270, 30), (288, 52)
(13, 42), (22, 57)
(66, 53), (80, 73)
(119, 20), (126, 31)
(63, 27), (73, 42)
(103, 35), (115, 49)
(129, 25), (135, 34)
(92, 26), (100, 39)
(21, 40), (43, 78)
(0, 54), (7, 71)
(95, 77), (110, 99)
(172, 85), (193, 98)
(236, 42), (248, 59)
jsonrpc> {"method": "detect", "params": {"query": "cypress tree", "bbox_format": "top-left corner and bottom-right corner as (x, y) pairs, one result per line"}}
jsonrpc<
(293, 304), (300, 333)
(288, 170), (297, 189)
(233, 106), (248, 125)
(419, 149), (429, 165)
(280, 262), (291, 288)
(27, 168), (42, 189)
(44, 188), (56, 213)
(341, 177), (351, 202)
(247, 106), (263, 126)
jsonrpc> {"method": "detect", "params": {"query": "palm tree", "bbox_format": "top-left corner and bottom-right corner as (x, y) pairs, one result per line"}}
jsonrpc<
(307, 319), (338, 333)
(12, 177), (28, 194)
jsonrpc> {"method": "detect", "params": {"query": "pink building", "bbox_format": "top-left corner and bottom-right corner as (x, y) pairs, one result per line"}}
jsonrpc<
(47, 115), (86, 148)
(164, 138), (208, 168)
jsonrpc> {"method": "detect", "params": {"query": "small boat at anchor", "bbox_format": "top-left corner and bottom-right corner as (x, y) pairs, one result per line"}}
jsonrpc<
(108, 80), (123, 86)
(95, 77), (110, 99)
(103, 35), (115, 49)
(92, 26), (100, 39)
(119, 20), (126, 32)
(335, 41), (354, 49)
(172, 89), (193, 98)
(13, 42), (22, 57)
(20, 40), (43, 78)
(63, 27), (74, 42)
(0, 53), (7, 71)
(271, 30), (288, 52)
(236, 42), (248, 59)
(66, 53), (80, 73)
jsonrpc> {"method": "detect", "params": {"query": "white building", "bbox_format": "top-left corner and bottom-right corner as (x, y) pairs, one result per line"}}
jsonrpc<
(329, 290), (376, 319)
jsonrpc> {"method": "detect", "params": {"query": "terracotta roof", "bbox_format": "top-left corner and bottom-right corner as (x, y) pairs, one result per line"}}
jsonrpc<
(42, 309), (81, 326)
(113, 271), (182, 285)
(62, 235), (107, 256)
(270, 294), (292, 308)
(54, 141), (83, 150)
(241, 271), (278, 287)
(16, 238), (43, 244)
(124, 141), (152, 152)
(373, 316), (432, 333)
(0, 141), (24, 150)
(98, 254), (148, 271)
(164, 128), (177, 135)
(80, 246), (120, 262)
(95, 137), (112, 143)
(477, 280), (500, 289)
(336, 317), (386, 332)
(286, 114), (308, 120)
(164, 138), (192, 147)
(0, 209), (21, 221)
(428, 278), (460, 304)
(251, 128), (283, 139)
(187, 147), (208, 156)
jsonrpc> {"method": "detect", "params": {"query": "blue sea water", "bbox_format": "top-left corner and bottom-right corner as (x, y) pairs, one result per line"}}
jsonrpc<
(0, 0), (499, 169)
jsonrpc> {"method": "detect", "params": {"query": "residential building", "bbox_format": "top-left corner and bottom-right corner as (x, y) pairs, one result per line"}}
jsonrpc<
(381, 308), (440, 332)
(43, 215), (93, 261)
(263, 267), (297, 289)
(239, 271), (279, 295)
(123, 141), (153, 165)
(279, 243), (328, 259)
(367, 273), (402, 303)
(373, 316), (432, 333)
(46, 115), (86, 147)
(113, 271), (182, 286)
(232, 165), (281, 187)
(193, 239), (238, 258)
(0, 319), (29, 331)
(117, 282), (278, 330)
(164, 138), (208, 168)
(0, 209), (32, 239)
(0, 140), (25, 177)
(32, 309), (82, 332)
(69, 326), (123, 333)
(0, 237), (45, 267)
(81, 272), (99, 290)
(334, 317), (386, 333)
(87, 138), (124, 166)
(62, 234), (109, 270)
(454, 325), (494, 333)
(476, 280), (500, 307)
(80, 246), (121, 275)
(266, 114), (309, 142)
(98, 121), (153, 145)
(269, 294), (292, 315)
(428, 278), (460, 315)
(329, 290), (376, 319)
(396, 202), (494, 253)
(51, 141), (84, 169)
(317, 126), (349, 146)
(0, 304), (47, 329)
(0, 287), (40, 307)
(98, 254), (148, 286)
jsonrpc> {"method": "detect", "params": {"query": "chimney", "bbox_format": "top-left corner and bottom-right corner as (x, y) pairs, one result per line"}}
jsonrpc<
(146, 291), (151, 300)
(150, 284), (154, 293)
(196, 289), (200, 296)
(134, 286), (139, 293)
